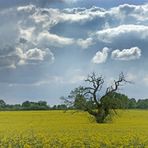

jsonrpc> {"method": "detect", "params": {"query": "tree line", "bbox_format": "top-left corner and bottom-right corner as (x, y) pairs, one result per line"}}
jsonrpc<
(0, 96), (147, 111)
(0, 100), (69, 111)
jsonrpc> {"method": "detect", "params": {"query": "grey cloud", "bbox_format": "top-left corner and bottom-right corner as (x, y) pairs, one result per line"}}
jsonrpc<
(0, 3), (148, 69)
(0, 46), (54, 68)
(0, 47), (23, 69)
(23, 48), (55, 64)
(60, 4), (148, 26)
(0, 5), (72, 68)
(50, 3), (148, 42)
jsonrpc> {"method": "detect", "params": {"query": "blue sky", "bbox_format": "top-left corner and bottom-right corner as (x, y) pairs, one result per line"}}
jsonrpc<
(0, 0), (148, 105)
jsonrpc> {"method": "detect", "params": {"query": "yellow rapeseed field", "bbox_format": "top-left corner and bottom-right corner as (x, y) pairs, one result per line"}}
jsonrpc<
(0, 110), (147, 147)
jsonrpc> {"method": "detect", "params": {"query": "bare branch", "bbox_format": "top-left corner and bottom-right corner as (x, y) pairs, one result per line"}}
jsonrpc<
(104, 72), (129, 98)
(84, 87), (95, 91)
(61, 97), (74, 107)
(83, 90), (94, 96)
(83, 73), (104, 108)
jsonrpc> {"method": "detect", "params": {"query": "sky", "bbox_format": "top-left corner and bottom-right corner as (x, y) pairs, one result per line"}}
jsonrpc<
(0, 0), (148, 105)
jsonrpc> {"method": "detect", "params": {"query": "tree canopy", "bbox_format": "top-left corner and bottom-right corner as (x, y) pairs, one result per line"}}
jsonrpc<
(65, 72), (130, 123)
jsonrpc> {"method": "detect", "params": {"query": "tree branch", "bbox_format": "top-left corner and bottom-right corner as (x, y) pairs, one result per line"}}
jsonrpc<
(102, 72), (129, 99)
(84, 73), (104, 108)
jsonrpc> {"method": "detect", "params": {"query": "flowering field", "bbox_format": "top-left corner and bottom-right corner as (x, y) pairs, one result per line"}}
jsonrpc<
(0, 110), (147, 147)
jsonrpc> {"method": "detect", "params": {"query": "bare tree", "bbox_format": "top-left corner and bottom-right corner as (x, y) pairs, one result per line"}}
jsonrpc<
(65, 72), (130, 123)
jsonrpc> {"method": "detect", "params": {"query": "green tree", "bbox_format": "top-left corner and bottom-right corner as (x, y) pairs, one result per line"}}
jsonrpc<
(137, 99), (148, 109)
(66, 72), (130, 123)
(100, 92), (129, 109)
(22, 101), (30, 108)
(22, 101), (49, 110)
(128, 98), (137, 109)
(38, 101), (47, 106)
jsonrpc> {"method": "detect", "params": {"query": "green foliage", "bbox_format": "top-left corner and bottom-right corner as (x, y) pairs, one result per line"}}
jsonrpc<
(22, 101), (49, 110)
(1, 96), (148, 111)
(137, 99), (148, 109)
(51, 104), (68, 110)
(100, 92), (129, 109)
(0, 100), (49, 111)
(128, 98), (137, 109)
(68, 86), (87, 110)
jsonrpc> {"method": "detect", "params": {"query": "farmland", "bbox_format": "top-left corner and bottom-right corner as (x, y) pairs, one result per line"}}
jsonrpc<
(0, 110), (148, 147)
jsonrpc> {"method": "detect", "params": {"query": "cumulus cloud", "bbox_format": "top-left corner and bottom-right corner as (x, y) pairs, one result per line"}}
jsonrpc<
(111, 3), (148, 23)
(60, 3), (148, 27)
(93, 25), (148, 43)
(77, 38), (94, 49)
(111, 47), (141, 61)
(0, 3), (148, 69)
(37, 31), (74, 47)
(0, 46), (54, 68)
(92, 47), (110, 64)
(26, 48), (46, 61)
(24, 48), (54, 64)
(0, 4), (75, 68)
(18, 48), (54, 66)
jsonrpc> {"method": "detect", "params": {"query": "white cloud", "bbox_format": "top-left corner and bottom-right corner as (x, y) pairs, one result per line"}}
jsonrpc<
(25, 48), (46, 61)
(111, 47), (141, 61)
(0, 3), (148, 69)
(19, 27), (35, 43)
(60, 12), (92, 23)
(0, 5), (76, 68)
(61, 3), (148, 26)
(92, 47), (110, 64)
(94, 25), (148, 43)
(17, 5), (36, 12)
(60, 6), (105, 24)
(111, 4), (148, 23)
(22, 48), (54, 65)
(0, 46), (55, 68)
(37, 31), (74, 47)
(77, 38), (94, 49)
